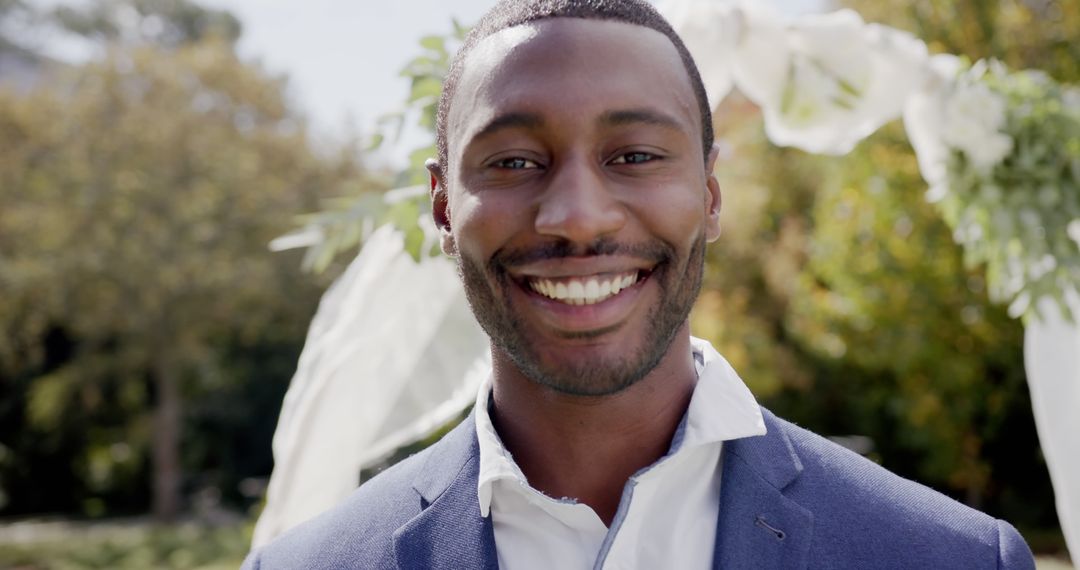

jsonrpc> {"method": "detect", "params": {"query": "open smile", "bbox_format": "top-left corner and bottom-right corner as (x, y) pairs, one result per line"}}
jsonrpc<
(497, 252), (665, 334)
(524, 271), (644, 305)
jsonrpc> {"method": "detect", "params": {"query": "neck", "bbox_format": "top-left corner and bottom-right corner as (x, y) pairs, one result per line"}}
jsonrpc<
(488, 329), (697, 525)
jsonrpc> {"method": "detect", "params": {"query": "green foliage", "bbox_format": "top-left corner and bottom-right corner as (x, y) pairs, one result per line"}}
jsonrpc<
(0, 14), (368, 517)
(935, 64), (1080, 320)
(287, 185), (439, 272)
(787, 121), (1029, 500)
(690, 94), (823, 399)
(841, 1), (1080, 323)
(842, 0), (1080, 83)
(0, 519), (252, 569)
(373, 18), (468, 177)
(51, 0), (242, 48)
(290, 21), (468, 270)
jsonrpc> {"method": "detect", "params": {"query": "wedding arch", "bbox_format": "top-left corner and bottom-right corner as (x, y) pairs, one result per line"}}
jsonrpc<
(253, 0), (1080, 560)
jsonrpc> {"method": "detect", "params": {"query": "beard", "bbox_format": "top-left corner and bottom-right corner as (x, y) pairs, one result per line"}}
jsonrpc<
(456, 234), (705, 396)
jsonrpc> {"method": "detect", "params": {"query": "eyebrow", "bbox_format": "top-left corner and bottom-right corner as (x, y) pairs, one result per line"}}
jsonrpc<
(599, 108), (683, 131)
(472, 112), (545, 141)
(470, 108), (684, 143)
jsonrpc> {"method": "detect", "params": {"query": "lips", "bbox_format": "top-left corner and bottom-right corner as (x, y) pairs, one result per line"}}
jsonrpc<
(526, 271), (641, 305)
(497, 245), (666, 334)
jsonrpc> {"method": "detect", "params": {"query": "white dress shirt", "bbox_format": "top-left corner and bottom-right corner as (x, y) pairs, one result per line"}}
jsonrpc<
(474, 337), (766, 570)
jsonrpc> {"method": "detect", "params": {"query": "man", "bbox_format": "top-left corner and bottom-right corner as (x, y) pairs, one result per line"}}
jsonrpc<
(243, 0), (1036, 568)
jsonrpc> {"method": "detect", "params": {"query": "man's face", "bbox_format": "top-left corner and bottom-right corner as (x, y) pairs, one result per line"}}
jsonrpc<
(433, 18), (721, 396)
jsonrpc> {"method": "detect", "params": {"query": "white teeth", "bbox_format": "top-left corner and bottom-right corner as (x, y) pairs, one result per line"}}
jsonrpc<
(568, 281), (585, 300)
(585, 280), (600, 299)
(528, 271), (641, 305)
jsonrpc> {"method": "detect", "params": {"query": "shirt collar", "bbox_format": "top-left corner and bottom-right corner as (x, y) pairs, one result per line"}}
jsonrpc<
(473, 336), (766, 516)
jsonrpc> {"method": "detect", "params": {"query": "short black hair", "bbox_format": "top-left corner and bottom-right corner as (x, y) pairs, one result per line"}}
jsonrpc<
(435, 0), (714, 179)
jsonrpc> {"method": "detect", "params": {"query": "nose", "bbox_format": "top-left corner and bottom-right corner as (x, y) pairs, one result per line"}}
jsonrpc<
(534, 156), (627, 244)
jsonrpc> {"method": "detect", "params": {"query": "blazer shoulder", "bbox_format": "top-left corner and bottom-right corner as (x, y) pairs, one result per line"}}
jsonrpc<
(764, 411), (1035, 569)
(244, 416), (479, 570)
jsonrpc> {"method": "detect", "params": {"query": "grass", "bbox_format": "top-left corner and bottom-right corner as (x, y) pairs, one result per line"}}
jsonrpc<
(0, 515), (1072, 569)
(0, 516), (251, 570)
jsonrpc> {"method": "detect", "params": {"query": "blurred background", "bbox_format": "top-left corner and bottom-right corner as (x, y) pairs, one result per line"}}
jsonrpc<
(0, 0), (1076, 568)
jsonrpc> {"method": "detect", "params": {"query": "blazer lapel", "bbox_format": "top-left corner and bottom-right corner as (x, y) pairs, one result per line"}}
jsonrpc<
(713, 409), (813, 570)
(392, 415), (499, 570)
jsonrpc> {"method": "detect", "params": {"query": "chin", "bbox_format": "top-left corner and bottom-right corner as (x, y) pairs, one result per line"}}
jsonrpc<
(505, 328), (674, 397)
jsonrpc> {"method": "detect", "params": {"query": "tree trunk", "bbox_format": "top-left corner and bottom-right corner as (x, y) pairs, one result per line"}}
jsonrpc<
(152, 356), (182, 521)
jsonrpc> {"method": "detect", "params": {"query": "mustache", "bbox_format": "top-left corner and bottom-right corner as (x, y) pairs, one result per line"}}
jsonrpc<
(492, 238), (672, 270)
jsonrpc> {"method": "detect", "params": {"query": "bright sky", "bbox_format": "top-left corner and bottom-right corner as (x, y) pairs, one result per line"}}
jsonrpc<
(30, 0), (827, 166)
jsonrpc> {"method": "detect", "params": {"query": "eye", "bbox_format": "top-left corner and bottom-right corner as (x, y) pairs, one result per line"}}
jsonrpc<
(609, 151), (657, 165)
(493, 157), (541, 170)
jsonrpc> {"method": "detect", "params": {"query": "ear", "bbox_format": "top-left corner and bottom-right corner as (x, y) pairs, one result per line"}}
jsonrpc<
(426, 158), (457, 256)
(704, 142), (722, 243)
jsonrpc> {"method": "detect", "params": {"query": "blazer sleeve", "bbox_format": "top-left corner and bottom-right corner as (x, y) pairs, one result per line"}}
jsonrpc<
(997, 519), (1035, 570)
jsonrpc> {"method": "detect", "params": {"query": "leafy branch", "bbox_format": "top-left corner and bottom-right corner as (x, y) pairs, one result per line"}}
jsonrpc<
(276, 21), (469, 269)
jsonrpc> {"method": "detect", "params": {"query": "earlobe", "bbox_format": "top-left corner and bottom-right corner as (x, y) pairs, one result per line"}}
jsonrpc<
(704, 143), (722, 242)
(433, 187), (457, 257)
(427, 158), (451, 229)
(704, 180), (722, 242)
(430, 174), (451, 229)
(426, 158), (457, 256)
(441, 234), (458, 257)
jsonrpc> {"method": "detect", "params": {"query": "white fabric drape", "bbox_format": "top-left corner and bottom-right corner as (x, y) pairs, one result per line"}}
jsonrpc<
(1024, 293), (1080, 561)
(252, 226), (490, 547)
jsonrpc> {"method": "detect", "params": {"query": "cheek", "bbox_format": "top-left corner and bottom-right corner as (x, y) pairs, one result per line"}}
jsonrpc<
(451, 191), (530, 258)
(630, 184), (708, 245)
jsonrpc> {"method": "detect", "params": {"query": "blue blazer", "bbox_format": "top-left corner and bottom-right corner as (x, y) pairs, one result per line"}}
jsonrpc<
(243, 408), (1035, 569)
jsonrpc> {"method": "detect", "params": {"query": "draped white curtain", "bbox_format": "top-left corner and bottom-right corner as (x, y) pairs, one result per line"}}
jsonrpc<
(252, 1), (1078, 561)
(251, 226), (490, 547)
(1024, 293), (1080, 560)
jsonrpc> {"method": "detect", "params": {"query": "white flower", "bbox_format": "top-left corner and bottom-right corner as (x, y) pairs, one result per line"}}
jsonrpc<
(730, 7), (930, 155)
(924, 183), (949, 203)
(1028, 254), (1058, 280)
(1067, 219), (1080, 248)
(658, 0), (742, 106)
(725, 0), (789, 112)
(1007, 291), (1031, 318)
(904, 54), (964, 192)
(940, 80), (1013, 172)
(1063, 87), (1080, 113)
(1019, 208), (1041, 231)
(953, 219), (983, 246)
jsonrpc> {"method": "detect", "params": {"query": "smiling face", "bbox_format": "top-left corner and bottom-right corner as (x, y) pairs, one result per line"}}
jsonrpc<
(432, 18), (721, 396)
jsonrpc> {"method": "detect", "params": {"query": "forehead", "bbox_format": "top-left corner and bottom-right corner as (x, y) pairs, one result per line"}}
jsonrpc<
(447, 17), (700, 158)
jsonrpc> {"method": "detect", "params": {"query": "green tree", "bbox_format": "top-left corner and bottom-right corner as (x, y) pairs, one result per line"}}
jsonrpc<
(783, 123), (1029, 507)
(691, 93), (823, 399)
(0, 32), (369, 519)
(842, 0), (1080, 82)
(51, 0), (242, 48)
